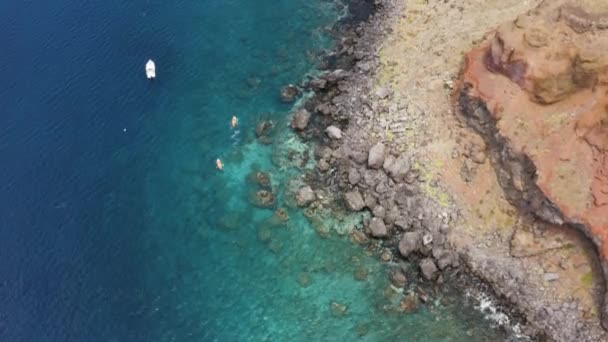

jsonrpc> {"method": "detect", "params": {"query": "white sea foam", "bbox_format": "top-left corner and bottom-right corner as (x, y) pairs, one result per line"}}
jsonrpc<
(466, 289), (530, 341)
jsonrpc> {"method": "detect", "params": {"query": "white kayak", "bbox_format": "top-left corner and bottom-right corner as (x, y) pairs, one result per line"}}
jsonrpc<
(146, 59), (156, 79)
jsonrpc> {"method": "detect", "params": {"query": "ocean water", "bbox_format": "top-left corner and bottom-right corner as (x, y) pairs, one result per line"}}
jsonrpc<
(0, 0), (518, 341)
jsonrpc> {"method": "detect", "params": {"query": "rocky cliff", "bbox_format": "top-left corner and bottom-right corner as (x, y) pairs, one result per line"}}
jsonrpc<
(457, 0), (608, 328)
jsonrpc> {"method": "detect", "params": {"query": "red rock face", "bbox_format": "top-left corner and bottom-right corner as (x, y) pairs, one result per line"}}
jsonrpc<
(457, 0), (608, 328)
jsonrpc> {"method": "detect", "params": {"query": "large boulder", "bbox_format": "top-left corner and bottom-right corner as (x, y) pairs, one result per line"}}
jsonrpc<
(367, 143), (386, 169)
(344, 190), (365, 211)
(291, 109), (311, 130)
(456, 0), (608, 328)
(398, 231), (420, 257)
(368, 217), (387, 238)
(325, 125), (343, 140)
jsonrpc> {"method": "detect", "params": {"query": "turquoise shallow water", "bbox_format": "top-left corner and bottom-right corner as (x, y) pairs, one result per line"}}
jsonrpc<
(0, 0), (519, 340)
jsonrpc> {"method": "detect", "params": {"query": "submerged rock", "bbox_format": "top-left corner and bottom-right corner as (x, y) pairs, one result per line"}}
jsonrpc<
(297, 272), (312, 288)
(255, 120), (274, 139)
(390, 268), (408, 288)
(354, 323), (370, 337)
(257, 226), (272, 243)
(350, 229), (369, 245)
(268, 239), (283, 254)
(354, 267), (369, 281)
(250, 190), (276, 209)
(380, 249), (393, 262)
(330, 301), (349, 317)
(251, 171), (272, 189)
(400, 292), (420, 313)
(280, 84), (300, 102)
(273, 207), (290, 222)
(419, 258), (438, 280)
(296, 186), (316, 207)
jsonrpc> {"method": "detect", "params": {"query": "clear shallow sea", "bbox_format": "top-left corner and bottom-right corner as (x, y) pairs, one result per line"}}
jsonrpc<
(0, 0), (517, 341)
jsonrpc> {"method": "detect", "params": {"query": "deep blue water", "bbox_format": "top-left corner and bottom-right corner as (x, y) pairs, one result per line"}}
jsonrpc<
(0, 1), (517, 341)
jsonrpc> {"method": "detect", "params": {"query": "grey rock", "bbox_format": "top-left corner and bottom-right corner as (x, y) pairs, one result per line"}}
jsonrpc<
(315, 146), (333, 160)
(543, 273), (560, 282)
(394, 219), (410, 231)
(404, 170), (418, 184)
(368, 143), (386, 169)
(372, 205), (386, 219)
(433, 249), (453, 270)
(348, 168), (361, 185)
(318, 159), (330, 172)
(315, 102), (332, 115)
(398, 232), (420, 257)
(368, 217), (387, 238)
(309, 78), (327, 91)
(291, 109), (311, 130)
(364, 192), (377, 210)
(325, 69), (349, 83)
(422, 233), (433, 246)
(350, 150), (368, 164)
(394, 185), (415, 205)
(364, 169), (381, 187)
(375, 181), (389, 194)
(357, 62), (371, 73)
(432, 246), (445, 259)
(419, 259), (438, 280)
(384, 209), (400, 225)
(383, 155), (396, 171)
(385, 155), (411, 181)
(375, 87), (392, 99)
(325, 125), (343, 140)
(344, 190), (365, 211)
(437, 255), (452, 270)
(296, 186), (316, 207)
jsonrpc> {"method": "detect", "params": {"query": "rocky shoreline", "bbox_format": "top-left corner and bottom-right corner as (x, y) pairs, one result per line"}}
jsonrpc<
(283, 0), (608, 341)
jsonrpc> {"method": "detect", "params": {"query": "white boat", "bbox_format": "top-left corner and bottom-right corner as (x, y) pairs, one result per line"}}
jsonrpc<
(146, 59), (156, 79)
